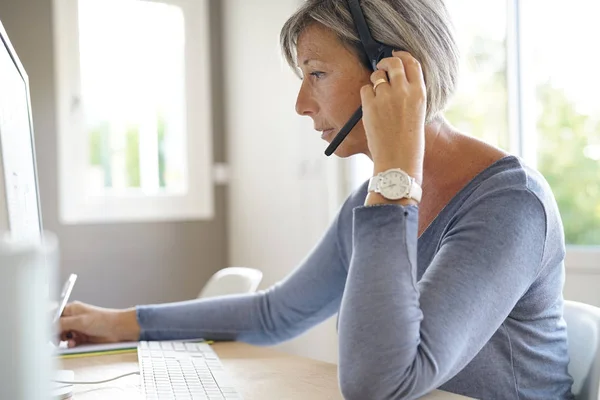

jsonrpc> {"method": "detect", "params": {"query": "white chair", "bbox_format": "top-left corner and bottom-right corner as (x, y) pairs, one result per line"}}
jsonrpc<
(198, 267), (263, 299)
(564, 300), (600, 400)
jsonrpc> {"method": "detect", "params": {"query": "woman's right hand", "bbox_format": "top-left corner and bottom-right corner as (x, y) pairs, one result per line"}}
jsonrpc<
(59, 301), (141, 348)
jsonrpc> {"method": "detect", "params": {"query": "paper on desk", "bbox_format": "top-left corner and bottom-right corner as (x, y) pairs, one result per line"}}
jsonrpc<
(56, 340), (138, 356)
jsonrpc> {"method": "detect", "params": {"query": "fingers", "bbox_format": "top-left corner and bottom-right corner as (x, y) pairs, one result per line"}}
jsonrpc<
(375, 56), (406, 86)
(60, 330), (89, 347)
(370, 51), (423, 95)
(395, 51), (424, 85)
(61, 301), (81, 317)
(376, 51), (424, 86)
(364, 51), (425, 108)
(59, 302), (87, 347)
(370, 70), (390, 93)
(63, 332), (89, 348)
(360, 83), (375, 106)
(60, 315), (85, 335)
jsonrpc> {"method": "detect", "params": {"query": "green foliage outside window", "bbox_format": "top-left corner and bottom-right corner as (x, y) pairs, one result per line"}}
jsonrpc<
(88, 114), (168, 191)
(157, 114), (167, 188)
(537, 83), (600, 245)
(88, 121), (112, 188)
(125, 127), (141, 188)
(445, 35), (599, 245)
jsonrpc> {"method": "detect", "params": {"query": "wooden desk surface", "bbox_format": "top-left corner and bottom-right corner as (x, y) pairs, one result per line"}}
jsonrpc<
(59, 342), (472, 400)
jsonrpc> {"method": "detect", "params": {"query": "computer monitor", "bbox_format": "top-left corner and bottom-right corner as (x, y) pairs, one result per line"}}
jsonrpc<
(0, 19), (43, 241)
(0, 21), (59, 400)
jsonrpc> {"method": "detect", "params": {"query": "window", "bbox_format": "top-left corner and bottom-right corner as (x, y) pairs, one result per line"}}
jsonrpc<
(348, 0), (600, 266)
(444, 0), (509, 151)
(53, 0), (214, 224)
(520, 0), (600, 247)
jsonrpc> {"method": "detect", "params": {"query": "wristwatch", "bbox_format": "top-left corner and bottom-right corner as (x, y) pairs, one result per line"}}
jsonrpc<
(368, 168), (422, 202)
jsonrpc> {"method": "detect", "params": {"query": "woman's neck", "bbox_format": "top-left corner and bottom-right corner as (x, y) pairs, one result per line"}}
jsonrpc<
(421, 116), (461, 193)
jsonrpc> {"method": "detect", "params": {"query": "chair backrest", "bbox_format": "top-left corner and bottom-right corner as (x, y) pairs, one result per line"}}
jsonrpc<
(564, 300), (600, 400)
(198, 267), (263, 299)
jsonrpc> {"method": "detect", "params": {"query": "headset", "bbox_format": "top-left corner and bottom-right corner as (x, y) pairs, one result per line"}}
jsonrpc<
(324, 0), (395, 156)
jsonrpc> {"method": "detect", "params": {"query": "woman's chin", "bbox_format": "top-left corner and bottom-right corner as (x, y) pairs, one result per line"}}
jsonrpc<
(330, 144), (356, 158)
(321, 135), (361, 158)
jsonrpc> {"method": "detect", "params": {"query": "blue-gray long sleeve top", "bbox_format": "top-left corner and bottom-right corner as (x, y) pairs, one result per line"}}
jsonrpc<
(137, 156), (574, 399)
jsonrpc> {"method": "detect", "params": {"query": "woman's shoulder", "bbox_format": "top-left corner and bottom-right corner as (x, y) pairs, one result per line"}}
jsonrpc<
(463, 155), (558, 216)
(454, 155), (565, 259)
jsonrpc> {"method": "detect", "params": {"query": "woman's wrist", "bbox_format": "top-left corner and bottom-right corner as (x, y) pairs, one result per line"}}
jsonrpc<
(114, 308), (141, 341)
(364, 191), (419, 207)
(368, 158), (423, 207)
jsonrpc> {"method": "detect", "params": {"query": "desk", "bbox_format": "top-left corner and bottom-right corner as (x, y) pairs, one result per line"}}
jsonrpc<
(59, 342), (472, 399)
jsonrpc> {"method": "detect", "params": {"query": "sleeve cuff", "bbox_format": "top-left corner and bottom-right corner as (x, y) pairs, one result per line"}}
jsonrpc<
(351, 203), (419, 269)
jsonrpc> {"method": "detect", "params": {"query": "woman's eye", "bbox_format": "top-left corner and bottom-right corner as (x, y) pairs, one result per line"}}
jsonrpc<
(310, 71), (325, 79)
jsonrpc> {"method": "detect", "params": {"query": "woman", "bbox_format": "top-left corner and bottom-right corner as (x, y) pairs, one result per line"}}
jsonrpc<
(60, 0), (574, 398)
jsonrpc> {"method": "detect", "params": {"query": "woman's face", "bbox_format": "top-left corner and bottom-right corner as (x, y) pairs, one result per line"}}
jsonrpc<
(295, 23), (372, 158)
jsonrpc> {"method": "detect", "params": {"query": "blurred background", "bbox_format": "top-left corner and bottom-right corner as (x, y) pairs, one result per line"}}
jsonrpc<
(0, 0), (597, 364)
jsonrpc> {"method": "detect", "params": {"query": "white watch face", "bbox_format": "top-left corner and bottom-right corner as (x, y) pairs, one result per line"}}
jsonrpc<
(379, 170), (410, 199)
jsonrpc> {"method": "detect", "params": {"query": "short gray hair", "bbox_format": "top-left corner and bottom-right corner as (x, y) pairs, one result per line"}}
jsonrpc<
(280, 0), (460, 122)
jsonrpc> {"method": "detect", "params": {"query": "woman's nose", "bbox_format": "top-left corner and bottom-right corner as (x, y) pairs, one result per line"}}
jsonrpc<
(295, 82), (317, 116)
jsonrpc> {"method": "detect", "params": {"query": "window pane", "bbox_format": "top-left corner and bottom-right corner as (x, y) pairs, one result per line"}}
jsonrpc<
(444, 0), (509, 150)
(522, 1), (600, 245)
(79, 0), (187, 195)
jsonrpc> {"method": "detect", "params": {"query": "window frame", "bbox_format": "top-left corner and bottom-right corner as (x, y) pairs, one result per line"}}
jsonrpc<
(53, 0), (214, 224)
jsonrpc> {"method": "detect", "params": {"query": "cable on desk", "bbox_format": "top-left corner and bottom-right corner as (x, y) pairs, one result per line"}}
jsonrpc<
(54, 371), (140, 385)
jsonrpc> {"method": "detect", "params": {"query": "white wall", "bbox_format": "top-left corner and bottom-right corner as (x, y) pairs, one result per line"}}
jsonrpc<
(564, 252), (600, 307)
(564, 272), (600, 306)
(222, 0), (349, 364)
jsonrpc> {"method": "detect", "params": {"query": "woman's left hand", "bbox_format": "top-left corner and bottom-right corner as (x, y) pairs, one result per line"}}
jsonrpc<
(360, 50), (427, 183)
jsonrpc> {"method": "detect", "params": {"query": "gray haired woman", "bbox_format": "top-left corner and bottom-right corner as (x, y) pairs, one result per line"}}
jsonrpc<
(60, 1), (574, 398)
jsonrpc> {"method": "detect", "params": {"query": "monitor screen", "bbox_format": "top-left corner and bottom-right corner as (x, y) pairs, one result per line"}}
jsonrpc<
(0, 21), (43, 241)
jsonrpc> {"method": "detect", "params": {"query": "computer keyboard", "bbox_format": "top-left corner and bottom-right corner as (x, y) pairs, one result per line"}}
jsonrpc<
(138, 340), (243, 399)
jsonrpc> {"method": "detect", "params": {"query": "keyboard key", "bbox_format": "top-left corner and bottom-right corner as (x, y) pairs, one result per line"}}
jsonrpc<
(174, 342), (186, 351)
(161, 342), (174, 351)
(184, 342), (200, 352)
